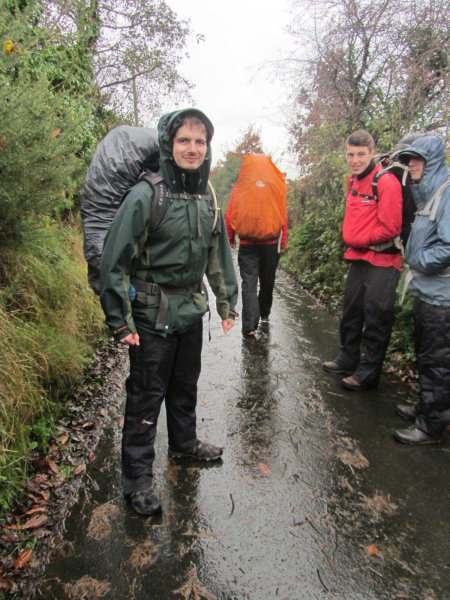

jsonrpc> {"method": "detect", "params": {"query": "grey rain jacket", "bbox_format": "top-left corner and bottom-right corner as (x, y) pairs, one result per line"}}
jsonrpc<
(400, 134), (450, 307)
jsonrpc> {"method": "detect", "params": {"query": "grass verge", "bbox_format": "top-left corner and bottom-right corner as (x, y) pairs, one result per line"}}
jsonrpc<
(0, 219), (105, 513)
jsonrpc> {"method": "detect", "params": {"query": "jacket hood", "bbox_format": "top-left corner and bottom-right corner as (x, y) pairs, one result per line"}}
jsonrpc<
(157, 108), (214, 194)
(398, 134), (449, 207)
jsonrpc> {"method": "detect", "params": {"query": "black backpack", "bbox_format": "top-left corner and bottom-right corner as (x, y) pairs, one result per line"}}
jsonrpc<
(81, 126), (160, 293)
(374, 153), (417, 247)
(350, 155), (416, 253)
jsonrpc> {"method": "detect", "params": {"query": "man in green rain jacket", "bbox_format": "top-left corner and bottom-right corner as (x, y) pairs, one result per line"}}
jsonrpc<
(100, 109), (238, 516)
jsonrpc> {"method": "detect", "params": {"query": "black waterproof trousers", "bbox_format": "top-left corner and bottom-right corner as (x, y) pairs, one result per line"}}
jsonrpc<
(336, 261), (400, 387)
(238, 243), (280, 332)
(121, 321), (203, 494)
(413, 298), (450, 436)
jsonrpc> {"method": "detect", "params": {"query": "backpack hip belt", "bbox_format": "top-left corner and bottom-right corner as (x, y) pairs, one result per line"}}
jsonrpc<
(131, 278), (203, 331)
(369, 236), (403, 255)
(239, 235), (280, 243)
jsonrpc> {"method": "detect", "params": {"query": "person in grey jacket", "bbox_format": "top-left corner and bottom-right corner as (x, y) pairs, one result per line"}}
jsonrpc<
(394, 133), (450, 445)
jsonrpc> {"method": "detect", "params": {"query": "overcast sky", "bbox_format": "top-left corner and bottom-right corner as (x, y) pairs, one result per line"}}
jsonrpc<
(163, 0), (298, 177)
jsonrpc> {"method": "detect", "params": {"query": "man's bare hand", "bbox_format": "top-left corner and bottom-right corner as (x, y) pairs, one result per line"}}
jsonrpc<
(120, 332), (140, 346)
(222, 318), (235, 334)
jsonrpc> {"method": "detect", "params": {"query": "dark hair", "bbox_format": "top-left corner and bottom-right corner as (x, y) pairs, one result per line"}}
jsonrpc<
(170, 114), (211, 142)
(346, 130), (375, 150)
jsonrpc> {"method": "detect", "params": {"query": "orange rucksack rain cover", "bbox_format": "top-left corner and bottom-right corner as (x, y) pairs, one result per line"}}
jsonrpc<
(228, 154), (287, 240)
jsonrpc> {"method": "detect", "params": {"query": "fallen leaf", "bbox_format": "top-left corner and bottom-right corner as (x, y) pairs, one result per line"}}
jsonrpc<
(48, 460), (59, 474)
(87, 503), (119, 540)
(40, 490), (51, 502)
(367, 544), (379, 556)
(173, 565), (216, 600)
(358, 493), (398, 521)
(126, 539), (159, 567)
(27, 474), (52, 493)
(51, 127), (61, 139)
(0, 577), (14, 591)
(58, 434), (70, 445)
(5, 513), (48, 530)
(64, 575), (110, 599)
(48, 445), (61, 461)
(74, 464), (86, 476)
(258, 463), (271, 475)
(336, 448), (369, 469)
(24, 506), (48, 516)
(13, 547), (32, 569)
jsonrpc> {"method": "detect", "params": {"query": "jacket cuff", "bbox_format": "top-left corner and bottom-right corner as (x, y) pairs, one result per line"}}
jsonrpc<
(111, 324), (132, 342)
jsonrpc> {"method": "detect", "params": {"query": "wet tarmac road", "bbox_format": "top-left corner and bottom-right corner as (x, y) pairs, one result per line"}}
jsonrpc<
(37, 270), (450, 600)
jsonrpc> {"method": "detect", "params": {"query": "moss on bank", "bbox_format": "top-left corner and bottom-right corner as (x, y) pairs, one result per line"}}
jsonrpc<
(0, 221), (105, 511)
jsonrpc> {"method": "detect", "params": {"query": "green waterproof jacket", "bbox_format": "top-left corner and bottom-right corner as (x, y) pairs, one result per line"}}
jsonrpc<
(99, 109), (238, 340)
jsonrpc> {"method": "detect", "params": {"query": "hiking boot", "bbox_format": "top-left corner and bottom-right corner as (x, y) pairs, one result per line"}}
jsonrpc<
(322, 359), (353, 374)
(168, 440), (223, 461)
(342, 375), (371, 391)
(393, 427), (443, 445)
(243, 330), (257, 338)
(396, 403), (417, 421)
(127, 488), (162, 516)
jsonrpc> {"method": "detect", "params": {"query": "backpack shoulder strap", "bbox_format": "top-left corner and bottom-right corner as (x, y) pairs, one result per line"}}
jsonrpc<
(416, 178), (450, 221)
(207, 180), (219, 231)
(372, 161), (410, 201)
(371, 170), (381, 201)
(134, 173), (219, 233)
(350, 173), (376, 201)
(138, 172), (169, 232)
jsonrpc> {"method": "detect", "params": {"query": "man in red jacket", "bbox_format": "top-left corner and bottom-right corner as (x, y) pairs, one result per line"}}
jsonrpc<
(322, 130), (403, 390)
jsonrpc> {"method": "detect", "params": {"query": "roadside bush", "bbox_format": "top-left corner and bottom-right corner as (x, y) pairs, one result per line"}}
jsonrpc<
(0, 77), (89, 243)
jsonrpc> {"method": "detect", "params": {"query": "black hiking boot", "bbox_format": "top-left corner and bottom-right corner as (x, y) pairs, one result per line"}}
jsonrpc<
(126, 488), (162, 516)
(168, 440), (223, 462)
(322, 359), (353, 374)
(393, 427), (443, 445)
(396, 403), (417, 421)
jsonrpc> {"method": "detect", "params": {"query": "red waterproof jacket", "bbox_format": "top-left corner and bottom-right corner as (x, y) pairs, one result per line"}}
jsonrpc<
(343, 164), (403, 271)
(225, 191), (288, 250)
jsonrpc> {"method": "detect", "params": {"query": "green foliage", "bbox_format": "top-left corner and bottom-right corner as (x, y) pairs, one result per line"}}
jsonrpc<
(211, 155), (242, 211)
(0, 222), (105, 512)
(0, 78), (85, 242)
(29, 413), (57, 453)
(0, 0), (99, 243)
(282, 202), (347, 308)
(282, 152), (347, 306)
